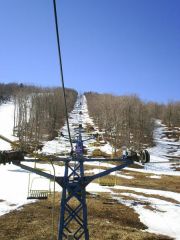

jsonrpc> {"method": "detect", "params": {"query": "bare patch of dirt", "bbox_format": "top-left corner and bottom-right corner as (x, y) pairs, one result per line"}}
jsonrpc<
(143, 205), (165, 213)
(8, 203), (17, 207)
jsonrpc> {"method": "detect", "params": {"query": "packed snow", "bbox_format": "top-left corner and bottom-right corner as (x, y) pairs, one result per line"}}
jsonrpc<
(113, 193), (180, 240)
(0, 102), (17, 150)
(147, 120), (180, 171)
(126, 166), (180, 176)
(149, 175), (161, 179)
(113, 185), (180, 202)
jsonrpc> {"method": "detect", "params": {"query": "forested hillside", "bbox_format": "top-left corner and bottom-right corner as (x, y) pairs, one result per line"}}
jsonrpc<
(0, 83), (77, 148)
(85, 92), (180, 152)
(147, 101), (180, 128)
(0, 83), (30, 103)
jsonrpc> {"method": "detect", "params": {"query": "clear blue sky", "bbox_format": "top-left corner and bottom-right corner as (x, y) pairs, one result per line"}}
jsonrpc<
(0, 0), (179, 103)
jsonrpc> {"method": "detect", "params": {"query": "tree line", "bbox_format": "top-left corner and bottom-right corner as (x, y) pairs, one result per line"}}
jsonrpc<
(0, 83), (77, 150)
(85, 92), (180, 152)
(1, 83), (179, 152)
(0, 83), (41, 104)
(147, 101), (180, 128)
(0, 83), (22, 103)
(13, 86), (77, 149)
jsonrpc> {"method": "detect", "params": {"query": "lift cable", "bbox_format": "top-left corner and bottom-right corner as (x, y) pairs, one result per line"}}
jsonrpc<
(53, 0), (73, 151)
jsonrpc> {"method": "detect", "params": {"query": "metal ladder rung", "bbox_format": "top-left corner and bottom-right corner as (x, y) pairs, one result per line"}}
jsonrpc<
(27, 190), (49, 200)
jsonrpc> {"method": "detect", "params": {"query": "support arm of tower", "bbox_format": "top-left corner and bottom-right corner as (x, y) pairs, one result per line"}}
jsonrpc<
(84, 159), (133, 186)
(13, 162), (64, 187)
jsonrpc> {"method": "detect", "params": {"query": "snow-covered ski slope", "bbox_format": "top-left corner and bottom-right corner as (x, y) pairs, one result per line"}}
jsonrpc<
(145, 119), (180, 172)
(126, 119), (180, 176)
(0, 96), (180, 239)
(42, 95), (113, 156)
(0, 102), (17, 150)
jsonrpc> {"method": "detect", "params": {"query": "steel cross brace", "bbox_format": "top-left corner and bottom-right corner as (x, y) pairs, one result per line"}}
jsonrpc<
(56, 158), (133, 240)
(57, 160), (89, 240)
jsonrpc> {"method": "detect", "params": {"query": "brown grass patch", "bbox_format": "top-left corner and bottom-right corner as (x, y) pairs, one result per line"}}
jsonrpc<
(143, 205), (166, 213)
(120, 170), (180, 193)
(112, 189), (180, 204)
(92, 149), (111, 158)
(0, 193), (172, 240)
(92, 170), (180, 193)
(93, 170), (180, 193)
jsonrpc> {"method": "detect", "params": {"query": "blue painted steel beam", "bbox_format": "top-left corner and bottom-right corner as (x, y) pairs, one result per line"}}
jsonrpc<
(13, 163), (64, 187)
(84, 159), (133, 185)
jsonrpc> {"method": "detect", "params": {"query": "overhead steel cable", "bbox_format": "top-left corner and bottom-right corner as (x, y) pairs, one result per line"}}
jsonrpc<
(53, 0), (73, 151)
